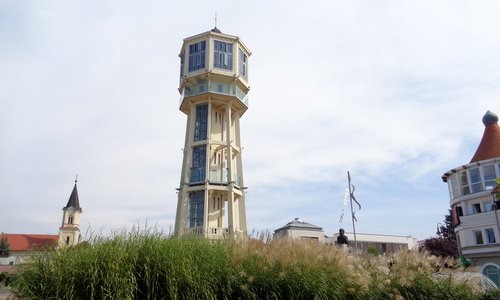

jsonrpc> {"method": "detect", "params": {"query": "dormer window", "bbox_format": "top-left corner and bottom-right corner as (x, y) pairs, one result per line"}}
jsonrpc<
(214, 40), (233, 70)
(188, 41), (206, 72)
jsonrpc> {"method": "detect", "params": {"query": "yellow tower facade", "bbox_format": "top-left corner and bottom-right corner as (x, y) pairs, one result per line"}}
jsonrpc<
(174, 27), (251, 239)
(58, 180), (82, 247)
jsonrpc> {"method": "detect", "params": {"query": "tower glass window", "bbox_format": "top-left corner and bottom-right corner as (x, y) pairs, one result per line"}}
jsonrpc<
(459, 172), (470, 196)
(214, 40), (233, 70)
(483, 165), (497, 190)
(239, 48), (247, 79)
(190, 146), (206, 183)
(469, 168), (482, 193)
(188, 41), (206, 72)
(194, 104), (208, 141)
(189, 191), (204, 227)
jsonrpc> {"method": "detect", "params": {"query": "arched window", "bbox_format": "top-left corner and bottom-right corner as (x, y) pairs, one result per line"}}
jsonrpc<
(482, 264), (500, 287)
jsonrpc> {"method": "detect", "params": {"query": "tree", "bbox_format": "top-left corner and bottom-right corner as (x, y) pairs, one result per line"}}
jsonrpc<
(437, 209), (456, 241)
(0, 237), (10, 257)
(420, 237), (458, 259)
(420, 210), (459, 258)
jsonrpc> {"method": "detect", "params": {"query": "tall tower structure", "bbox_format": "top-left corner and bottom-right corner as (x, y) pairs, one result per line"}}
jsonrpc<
(58, 179), (82, 247)
(174, 27), (251, 239)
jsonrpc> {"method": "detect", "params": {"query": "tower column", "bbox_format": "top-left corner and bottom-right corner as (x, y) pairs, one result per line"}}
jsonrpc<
(225, 103), (235, 237)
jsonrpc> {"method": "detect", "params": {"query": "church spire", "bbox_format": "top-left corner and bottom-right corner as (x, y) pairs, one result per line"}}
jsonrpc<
(65, 178), (81, 210)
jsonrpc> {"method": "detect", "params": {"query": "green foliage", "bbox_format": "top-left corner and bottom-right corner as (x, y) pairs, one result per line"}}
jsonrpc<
(495, 178), (500, 200)
(366, 246), (379, 256)
(437, 209), (457, 242)
(460, 256), (471, 268)
(0, 237), (10, 257)
(13, 228), (491, 299)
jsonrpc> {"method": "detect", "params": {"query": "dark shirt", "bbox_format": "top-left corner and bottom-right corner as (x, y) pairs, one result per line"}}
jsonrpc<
(336, 235), (349, 245)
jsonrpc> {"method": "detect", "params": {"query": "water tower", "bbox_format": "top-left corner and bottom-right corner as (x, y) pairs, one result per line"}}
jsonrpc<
(174, 27), (250, 239)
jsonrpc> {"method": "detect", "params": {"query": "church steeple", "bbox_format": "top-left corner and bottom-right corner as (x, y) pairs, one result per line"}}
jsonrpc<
(58, 178), (83, 248)
(65, 180), (81, 210)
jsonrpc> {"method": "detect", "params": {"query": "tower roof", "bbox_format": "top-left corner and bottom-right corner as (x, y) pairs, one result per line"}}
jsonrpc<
(65, 181), (81, 210)
(210, 26), (221, 33)
(469, 110), (500, 163)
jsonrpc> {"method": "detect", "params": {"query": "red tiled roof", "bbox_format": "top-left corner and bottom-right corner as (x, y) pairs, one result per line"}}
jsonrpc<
(0, 234), (58, 251)
(470, 111), (500, 163)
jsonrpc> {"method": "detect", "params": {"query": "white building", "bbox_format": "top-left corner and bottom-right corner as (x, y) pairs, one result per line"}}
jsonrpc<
(442, 110), (500, 286)
(274, 218), (325, 243)
(330, 232), (418, 254)
(174, 27), (250, 239)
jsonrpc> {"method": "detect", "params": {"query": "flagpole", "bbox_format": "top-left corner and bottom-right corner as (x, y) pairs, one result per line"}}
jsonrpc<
(348, 171), (358, 253)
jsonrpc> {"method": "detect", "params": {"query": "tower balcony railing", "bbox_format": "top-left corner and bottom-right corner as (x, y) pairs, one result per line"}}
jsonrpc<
(179, 81), (249, 107)
(183, 227), (229, 239)
(208, 169), (241, 186)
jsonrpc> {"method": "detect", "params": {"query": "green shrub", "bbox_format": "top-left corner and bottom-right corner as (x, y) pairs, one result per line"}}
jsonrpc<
(13, 228), (491, 299)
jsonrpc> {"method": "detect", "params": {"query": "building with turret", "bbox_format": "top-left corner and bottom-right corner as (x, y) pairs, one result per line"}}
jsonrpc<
(442, 110), (500, 286)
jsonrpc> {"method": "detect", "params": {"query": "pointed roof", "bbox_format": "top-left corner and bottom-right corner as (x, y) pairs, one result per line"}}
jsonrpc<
(65, 181), (81, 210)
(211, 26), (222, 33)
(470, 110), (500, 163)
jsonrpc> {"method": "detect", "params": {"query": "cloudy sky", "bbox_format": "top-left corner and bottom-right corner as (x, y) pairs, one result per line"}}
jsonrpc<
(1, 1), (500, 240)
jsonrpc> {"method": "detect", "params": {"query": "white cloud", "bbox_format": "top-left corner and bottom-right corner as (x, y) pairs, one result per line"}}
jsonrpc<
(1, 1), (500, 240)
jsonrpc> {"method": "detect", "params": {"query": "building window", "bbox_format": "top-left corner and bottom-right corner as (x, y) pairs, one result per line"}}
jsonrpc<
(189, 191), (204, 227)
(483, 165), (497, 190)
(214, 40), (233, 70)
(68, 216), (73, 224)
(486, 228), (496, 244)
(483, 265), (500, 287)
(190, 146), (206, 183)
(239, 48), (247, 79)
(188, 41), (206, 72)
(472, 203), (482, 214)
(469, 168), (482, 193)
(65, 236), (70, 245)
(474, 230), (484, 245)
(194, 104), (208, 141)
(484, 201), (495, 212)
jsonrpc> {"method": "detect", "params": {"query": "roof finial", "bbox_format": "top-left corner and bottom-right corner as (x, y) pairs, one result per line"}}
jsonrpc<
(75, 174), (78, 184)
(211, 12), (222, 33)
(483, 110), (498, 126)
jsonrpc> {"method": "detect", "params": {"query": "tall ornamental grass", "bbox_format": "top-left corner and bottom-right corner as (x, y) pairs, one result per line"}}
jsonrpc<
(13, 228), (499, 299)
